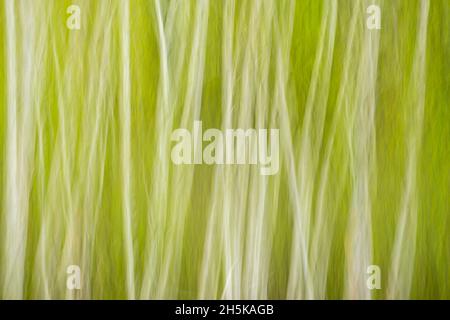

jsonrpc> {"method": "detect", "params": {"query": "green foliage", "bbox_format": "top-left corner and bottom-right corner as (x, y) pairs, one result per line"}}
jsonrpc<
(0, 0), (448, 299)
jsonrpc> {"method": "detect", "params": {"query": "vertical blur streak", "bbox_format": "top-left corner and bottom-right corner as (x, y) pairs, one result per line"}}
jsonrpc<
(220, 0), (244, 298)
(120, 0), (136, 300)
(345, 0), (380, 300)
(388, 0), (430, 299)
(242, 0), (275, 299)
(157, 0), (209, 298)
(2, 0), (37, 299)
(273, 0), (315, 300)
(199, 0), (234, 299)
(140, 0), (171, 299)
(34, 2), (51, 295)
(78, 2), (113, 298)
(223, 0), (263, 299)
(2, 0), (23, 299)
(289, 0), (337, 299)
(309, 0), (342, 300)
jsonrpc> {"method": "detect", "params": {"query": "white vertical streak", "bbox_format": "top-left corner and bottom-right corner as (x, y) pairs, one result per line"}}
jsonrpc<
(344, 0), (380, 300)
(311, 1), (359, 299)
(2, 0), (22, 299)
(120, 0), (135, 299)
(388, 0), (429, 299)
(199, 0), (235, 299)
(140, 0), (172, 299)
